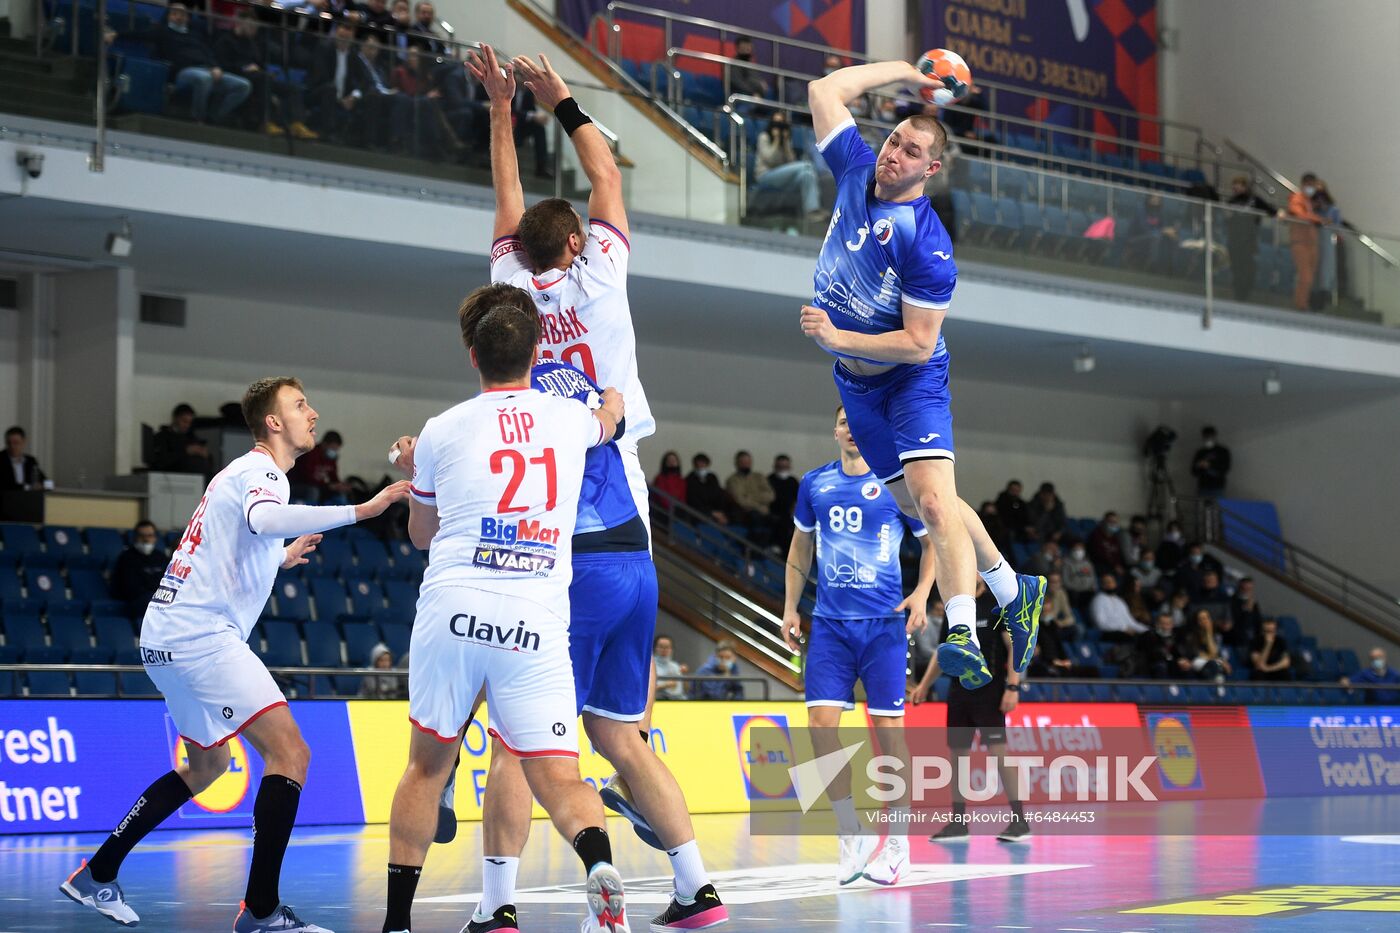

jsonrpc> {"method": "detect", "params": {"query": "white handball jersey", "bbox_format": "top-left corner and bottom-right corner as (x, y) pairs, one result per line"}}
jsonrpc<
(142, 450), (291, 648)
(410, 387), (607, 615)
(490, 220), (654, 446)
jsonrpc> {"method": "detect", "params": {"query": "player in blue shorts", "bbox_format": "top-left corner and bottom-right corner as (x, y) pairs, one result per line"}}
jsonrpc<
(405, 284), (728, 933)
(799, 60), (1045, 692)
(782, 406), (935, 886)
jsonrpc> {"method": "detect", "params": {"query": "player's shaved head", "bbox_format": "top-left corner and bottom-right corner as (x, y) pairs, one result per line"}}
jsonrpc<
(458, 282), (535, 351)
(472, 305), (541, 383)
(901, 114), (947, 161)
(517, 197), (584, 272)
(242, 376), (304, 440)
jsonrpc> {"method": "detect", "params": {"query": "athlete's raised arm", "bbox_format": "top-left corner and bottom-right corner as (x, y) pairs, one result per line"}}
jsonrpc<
(468, 44), (525, 240)
(808, 60), (941, 143)
(800, 299), (946, 366)
(514, 53), (628, 239)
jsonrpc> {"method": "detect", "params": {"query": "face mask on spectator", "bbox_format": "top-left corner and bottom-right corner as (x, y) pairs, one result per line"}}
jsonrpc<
(325, 448), (339, 461)
(1140, 560), (1153, 570)
(1071, 547), (1085, 560)
(136, 541), (155, 556)
(1106, 522), (1120, 534)
(694, 468), (710, 480)
(1190, 553), (1203, 565)
(1303, 185), (1317, 197)
(774, 469), (791, 479)
(1374, 658), (1387, 672)
(1164, 529), (1183, 543)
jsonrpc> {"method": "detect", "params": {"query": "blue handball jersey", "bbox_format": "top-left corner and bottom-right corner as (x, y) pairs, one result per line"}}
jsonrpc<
(812, 120), (958, 365)
(793, 460), (926, 620)
(530, 360), (640, 542)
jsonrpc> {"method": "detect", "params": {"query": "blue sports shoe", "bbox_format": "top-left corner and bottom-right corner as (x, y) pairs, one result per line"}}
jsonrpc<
(936, 625), (991, 689)
(60, 860), (139, 926)
(599, 772), (664, 850)
(1004, 574), (1046, 674)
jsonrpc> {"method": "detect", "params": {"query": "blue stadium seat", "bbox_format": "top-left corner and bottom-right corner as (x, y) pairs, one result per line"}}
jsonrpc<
(2, 613), (47, 656)
(84, 527), (125, 566)
(24, 645), (66, 663)
(963, 159), (992, 194)
(1279, 687), (1304, 705)
(48, 615), (92, 655)
(1337, 650), (1360, 678)
(1088, 684), (1114, 702)
(1016, 201), (1045, 250)
(372, 602), (413, 628)
(1185, 685), (1214, 704)
(348, 578), (385, 618)
(71, 644), (113, 664)
(93, 615), (137, 653)
(309, 576), (350, 621)
(119, 670), (160, 696)
(379, 622), (410, 660)
(995, 166), (1031, 200)
(1063, 683), (1091, 702)
(67, 567), (110, 603)
(22, 567), (64, 604)
(42, 526), (85, 558)
(259, 620), (303, 667)
(669, 522), (703, 554)
(303, 621), (343, 668)
(341, 620), (382, 667)
(949, 189), (973, 241)
(1115, 684), (1143, 703)
(1313, 649), (1340, 681)
(26, 670), (72, 696)
(332, 675), (364, 697)
(0, 524), (43, 558)
(271, 574), (312, 621)
(46, 598), (87, 618)
(89, 598), (125, 619)
(383, 580), (419, 615)
(74, 671), (117, 696)
(386, 540), (426, 580)
(314, 536), (355, 578)
(1142, 684), (1167, 704)
(696, 525), (734, 560)
(351, 537), (392, 578)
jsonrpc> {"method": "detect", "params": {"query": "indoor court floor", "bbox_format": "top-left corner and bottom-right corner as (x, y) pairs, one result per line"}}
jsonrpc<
(2, 806), (1399, 932)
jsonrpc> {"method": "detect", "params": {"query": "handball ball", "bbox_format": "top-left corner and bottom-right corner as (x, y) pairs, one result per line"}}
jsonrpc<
(916, 48), (972, 106)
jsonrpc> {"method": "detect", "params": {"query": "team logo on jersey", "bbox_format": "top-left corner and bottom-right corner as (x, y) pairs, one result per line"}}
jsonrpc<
(480, 517), (562, 548)
(857, 566), (878, 583)
(448, 613), (542, 652)
(873, 217), (894, 245)
(552, 722), (566, 736)
(932, 250), (951, 260)
(861, 481), (881, 500)
(472, 546), (557, 574)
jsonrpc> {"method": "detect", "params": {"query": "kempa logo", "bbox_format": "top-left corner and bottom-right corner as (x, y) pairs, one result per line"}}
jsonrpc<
(111, 795), (148, 837)
(786, 741), (1158, 813)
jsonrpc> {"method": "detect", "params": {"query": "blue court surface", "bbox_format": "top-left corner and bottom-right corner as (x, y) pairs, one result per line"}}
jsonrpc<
(3, 803), (1399, 932)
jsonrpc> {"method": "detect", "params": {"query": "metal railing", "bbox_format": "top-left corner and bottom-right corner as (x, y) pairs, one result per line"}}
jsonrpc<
(598, 0), (1212, 163)
(984, 676), (1400, 705)
(1197, 499), (1400, 641)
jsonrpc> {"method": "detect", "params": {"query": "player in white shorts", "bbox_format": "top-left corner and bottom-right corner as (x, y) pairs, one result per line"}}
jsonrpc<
(60, 377), (410, 932)
(478, 45), (653, 528)
(380, 301), (630, 933)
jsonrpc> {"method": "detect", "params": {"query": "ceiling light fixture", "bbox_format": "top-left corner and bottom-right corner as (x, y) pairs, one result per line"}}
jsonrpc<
(1073, 344), (1095, 374)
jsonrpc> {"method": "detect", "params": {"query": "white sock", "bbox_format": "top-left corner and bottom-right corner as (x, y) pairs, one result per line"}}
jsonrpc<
(980, 558), (1019, 607)
(887, 807), (913, 845)
(832, 794), (860, 835)
(476, 855), (518, 918)
(944, 594), (979, 647)
(666, 839), (710, 901)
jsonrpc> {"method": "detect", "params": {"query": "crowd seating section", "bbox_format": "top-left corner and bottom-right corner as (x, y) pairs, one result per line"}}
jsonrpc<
(0, 522), (424, 698)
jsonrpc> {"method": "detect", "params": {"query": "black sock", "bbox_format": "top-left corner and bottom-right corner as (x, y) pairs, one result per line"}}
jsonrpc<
(243, 775), (302, 919)
(1009, 799), (1024, 820)
(638, 728), (649, 745)
(951, 801), (966, 817)
(384, 863), (422, 932)
(88, 771), (193, 883)
(572, 826), (612, 873)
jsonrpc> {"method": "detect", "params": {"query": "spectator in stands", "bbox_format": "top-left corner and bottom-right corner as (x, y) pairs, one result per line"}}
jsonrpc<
(939, 83), (986, 144)
(1225, 175), (1274, 301)
(1341, 648), (1400, 704)
(1090, 573), (1148, 641)
(821, 54), (871, 119)
(1176, 543), (1223, 597)
(1178, 609), (1230, 680)
(995, 479), (1029, 542)
(1087, 511), (1126, 577)
(1028, 619), (1097, 679)
(652, 450), (686, 510)
(686, 453), (730, 526)
(754, 110), (823, 228)
(1248, 618), (1292, 681)
(217, 12), (319, 139)
(1156, 519), (1187, 575)
(693, 640), (744, 700)
(1061, 540), (1097, 611)
(310, 20), (396, 146)
(1136, 613), (1186, 679)
(1029, 539), (1061, 579)
(385, 0), (414, 58)
(1043, 571), (1078, 642)
(1191, 426), (1231, 498)
(1287, 172), (1326, 311)
(728, 36), (769, 101)
(391, 42), (456, 158)
(1, 426), (46, 492)
(1230, 577), (1264, 648)
(1121, 194), (1179, 274)
(653, 635), (689, 700)
(359, 642), (404, 698)
(513, 86), (552, 178)
(411, 1), (445, 50)
(1132, 548), (1162, 590)
(768, 454), (799, 551)
(726, 450), (775, 545)
(150, 3), (252, 124)
(1124, 577), (1152, 629)
(977, 500), (1013, 558)
(111, 521), (167, 622)
(288, 430), (350, 504)
(1027, 481), (1066, 541)
(1168, 589), (1191, 628)
(1118, 514), (1148, 565)
(1192, 568), (1228, 606)
(357, 0), (396, 32)
(150, 404), (212, 475)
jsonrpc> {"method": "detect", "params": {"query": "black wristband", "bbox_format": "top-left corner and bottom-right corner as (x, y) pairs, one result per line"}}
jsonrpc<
(554, 97), (593, 137)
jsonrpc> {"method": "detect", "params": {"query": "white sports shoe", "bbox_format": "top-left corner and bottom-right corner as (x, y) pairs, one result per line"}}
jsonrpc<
(579, 861), (629, 932)
(836, 834), (879, 885)
(862, 836), (909, 886)
(60, 860), (140, 926)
